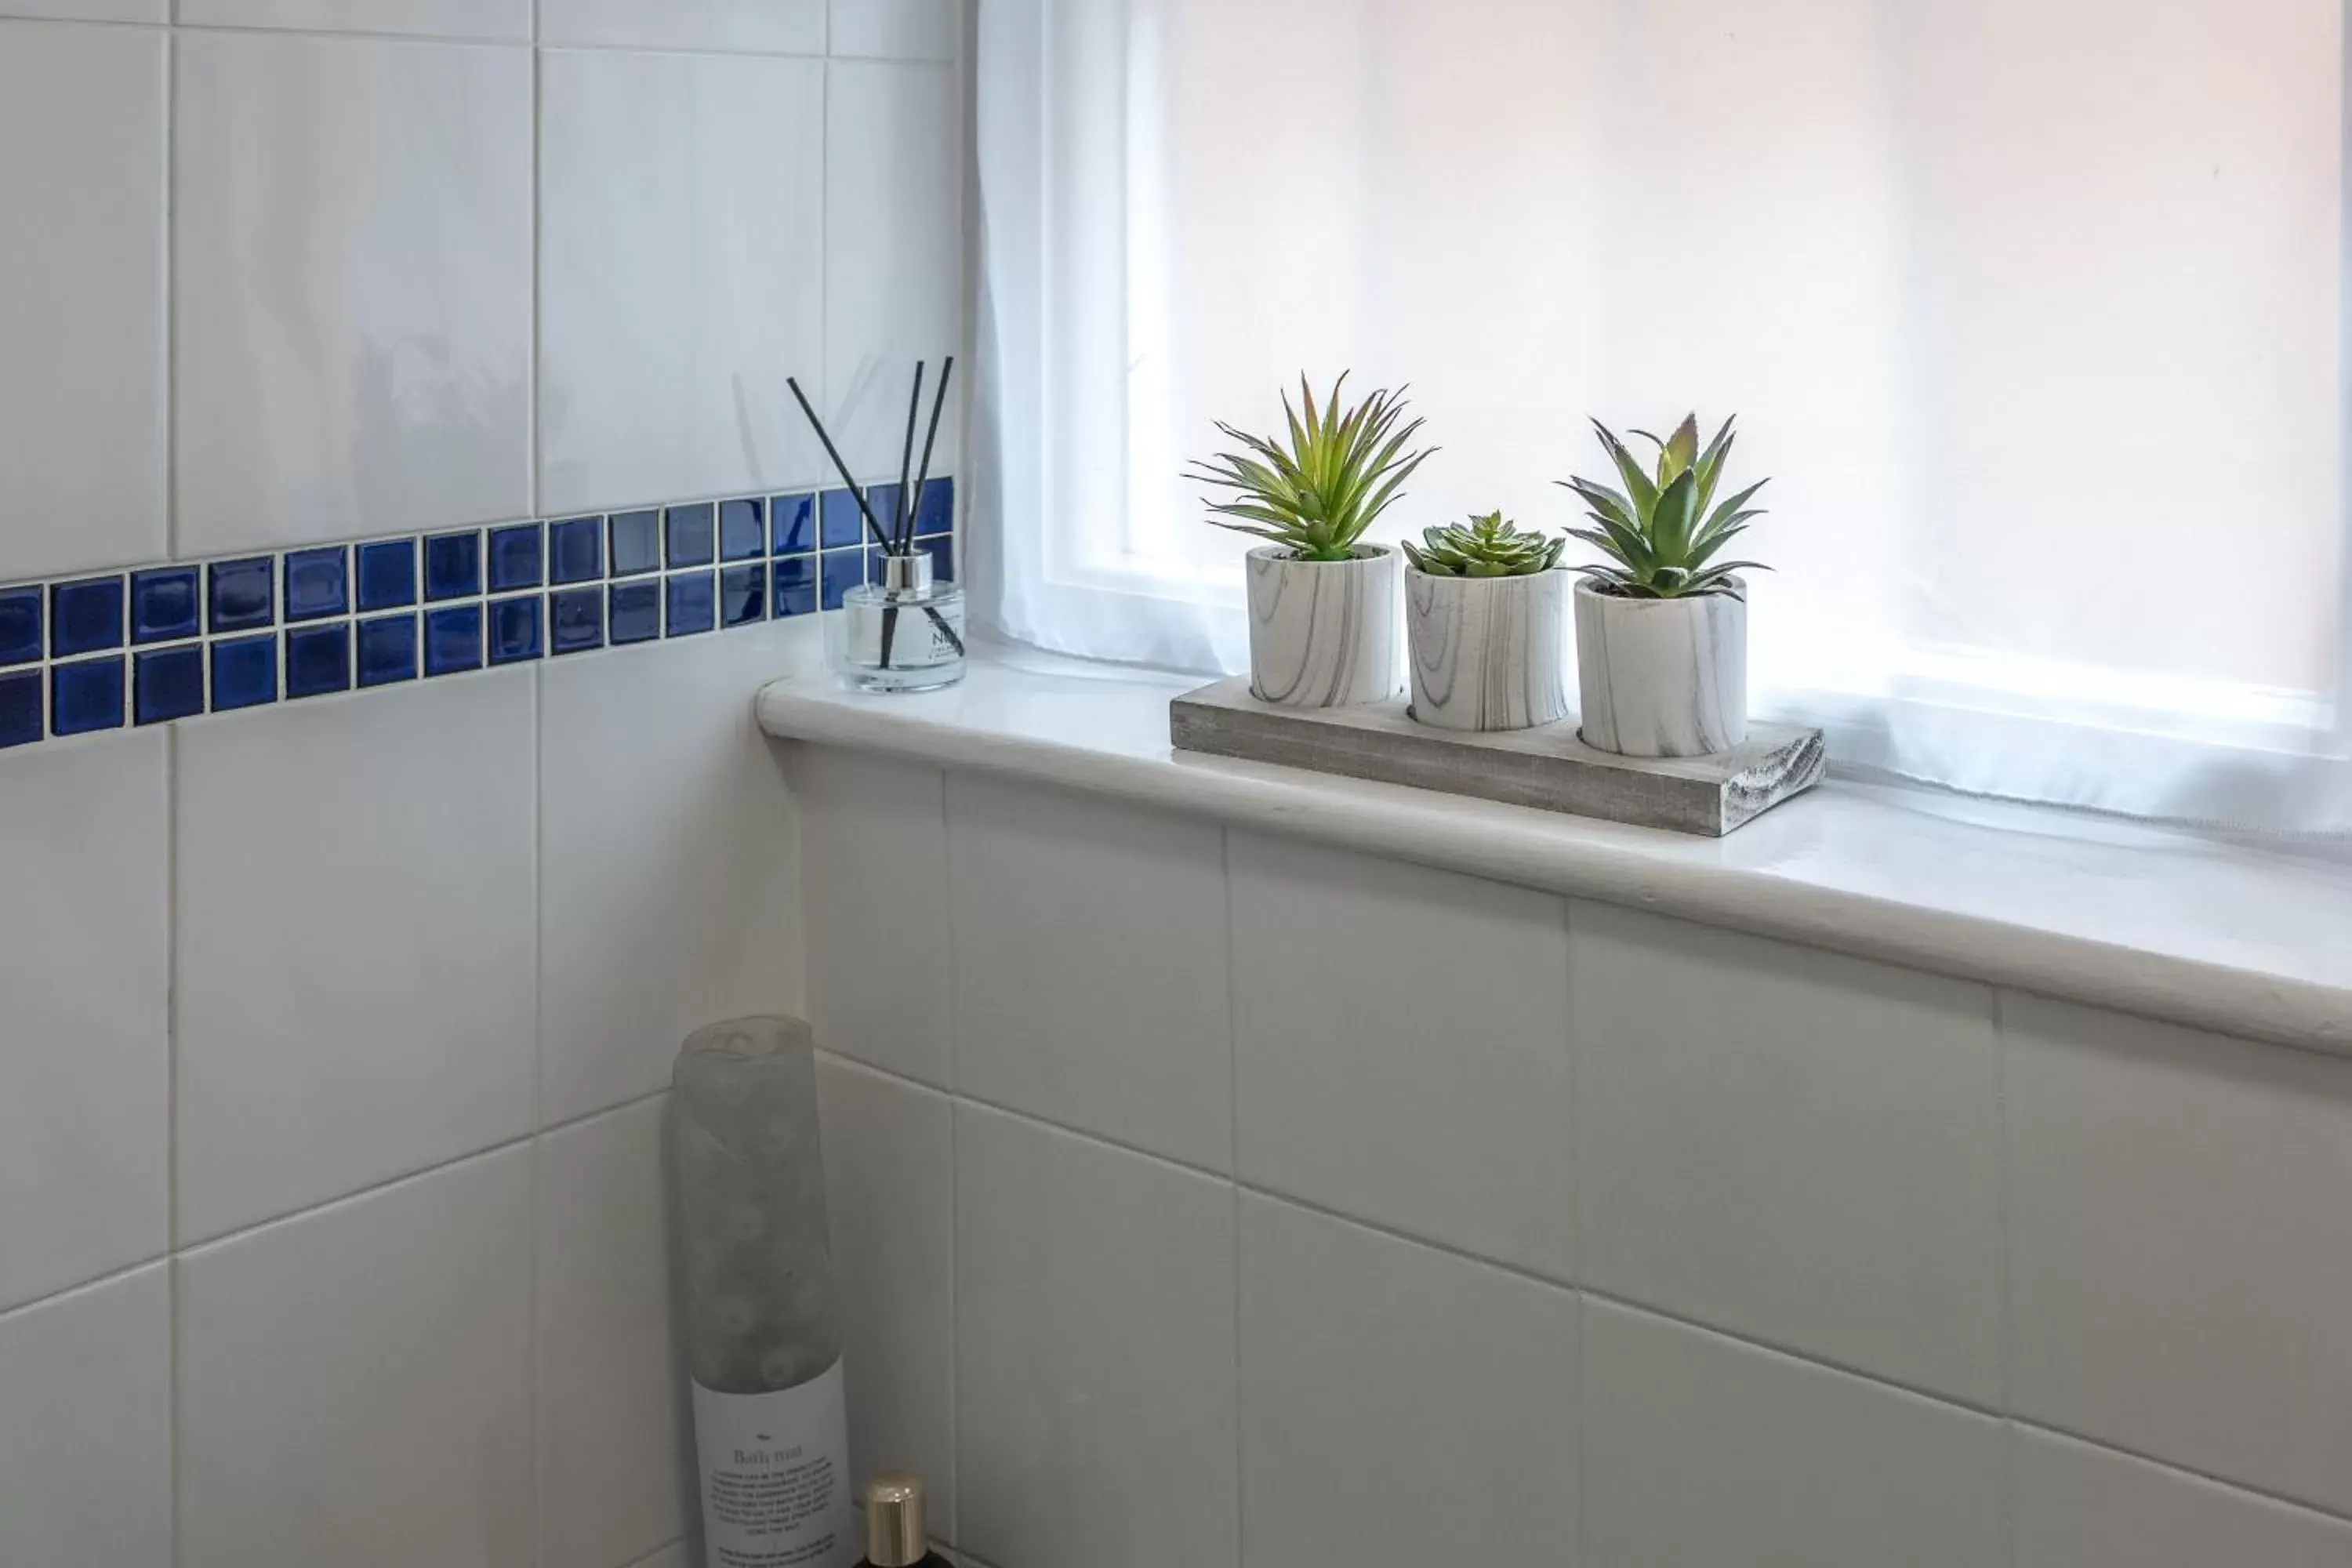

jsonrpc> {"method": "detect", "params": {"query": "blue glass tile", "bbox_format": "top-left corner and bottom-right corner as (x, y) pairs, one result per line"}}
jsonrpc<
(867, 483), (904, 543)
(51, 576), (125, 656)
(52, 657), (124, 735)
(424, 604), (483, 677)
(209, 557), (274, 633)
(666, 572), (716, 637)
(488, 523), (543, 593)
(820, 488), (869, 550)
(549, 517), (603, 585)
(282, 546), (350, 622)
(666, 503), (717, 568)
(772, 556), (817, 619)
(488, 596), (542, 664)
(608, 581), (660, 645)
(770, 492), (817, 555)
(610, 510), (661, 577)
(865, 550), (891, 587)
(0, 587), (42, 667)
(357, 614), (419, 688)
(920, 535), (956, 584)
(210, 634), (277, 711)
(285, 623), (351, 699)
(424, 530), (483, 601)
(820, 550), (864, 611)
(549, 587), (604, 655)
(720, 498), (766, 562)
(0, 670), (40, 747)
(915, 476), (955, 538)
(134, 646), (205, 726)
(720, 564), (766, 627)
(130, 568), (200, 644)
(357, 539), (418, 611)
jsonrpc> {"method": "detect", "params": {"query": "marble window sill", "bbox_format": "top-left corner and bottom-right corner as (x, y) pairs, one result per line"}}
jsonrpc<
(755, 625), (2352, 1058)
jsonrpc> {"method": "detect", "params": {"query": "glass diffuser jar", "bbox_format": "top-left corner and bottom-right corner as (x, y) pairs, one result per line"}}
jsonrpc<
(827, 553), (966, 693)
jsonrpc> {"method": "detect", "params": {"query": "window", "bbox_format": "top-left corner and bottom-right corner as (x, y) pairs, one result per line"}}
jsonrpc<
(975, 0), (2352, 832)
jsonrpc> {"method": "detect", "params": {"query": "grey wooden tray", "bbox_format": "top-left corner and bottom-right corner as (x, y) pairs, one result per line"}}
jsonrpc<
(1169, 676), (1824, 837)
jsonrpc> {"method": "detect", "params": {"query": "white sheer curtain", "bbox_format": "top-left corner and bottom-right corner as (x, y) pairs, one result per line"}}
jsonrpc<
(971, 0), (2352, 834)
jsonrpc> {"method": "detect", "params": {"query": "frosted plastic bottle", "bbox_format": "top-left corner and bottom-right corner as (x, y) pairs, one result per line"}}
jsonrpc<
(669, 1017), (855, 1568)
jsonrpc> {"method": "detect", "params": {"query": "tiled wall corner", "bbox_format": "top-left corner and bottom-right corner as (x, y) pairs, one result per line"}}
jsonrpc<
(0, 4), (966, 1562)
(538, 620), (808, 1126)
(786, 757), (2352, 1568)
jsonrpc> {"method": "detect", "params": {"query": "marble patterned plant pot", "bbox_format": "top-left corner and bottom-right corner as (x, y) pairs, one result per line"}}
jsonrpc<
(1243, 544), (1401, 708)
(1405, 568), (1570, 732)
(1573, 577), (1748, 757)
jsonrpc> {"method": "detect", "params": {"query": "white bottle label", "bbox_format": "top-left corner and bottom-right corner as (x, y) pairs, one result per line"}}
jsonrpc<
(691, 1359), (855, 1568)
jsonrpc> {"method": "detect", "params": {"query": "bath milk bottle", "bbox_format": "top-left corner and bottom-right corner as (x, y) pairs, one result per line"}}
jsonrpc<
(669, 1018), (855, 1568)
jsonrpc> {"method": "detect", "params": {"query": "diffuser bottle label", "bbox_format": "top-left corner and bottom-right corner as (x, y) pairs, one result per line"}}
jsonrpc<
(692, 1360), (854, 1568)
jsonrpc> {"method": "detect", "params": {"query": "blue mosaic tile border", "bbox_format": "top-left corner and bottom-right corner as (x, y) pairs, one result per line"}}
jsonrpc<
(0, 478), (955, 752)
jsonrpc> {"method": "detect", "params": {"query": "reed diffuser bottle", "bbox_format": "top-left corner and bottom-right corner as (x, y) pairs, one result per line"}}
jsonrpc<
(790, 358), (967, 693)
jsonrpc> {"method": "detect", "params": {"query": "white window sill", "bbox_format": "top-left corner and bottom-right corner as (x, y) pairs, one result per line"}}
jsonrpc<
(756, 626), (2352, 1058)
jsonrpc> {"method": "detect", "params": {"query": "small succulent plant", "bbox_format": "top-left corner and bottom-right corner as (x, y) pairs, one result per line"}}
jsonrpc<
(1560, 414), (1770, 599)
(1400, 511), (1566, 578)
(1187, 373), (1437, 563)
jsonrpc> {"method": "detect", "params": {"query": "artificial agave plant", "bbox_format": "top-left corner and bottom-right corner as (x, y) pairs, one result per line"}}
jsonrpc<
(1560, 415), (1769, 598)
(1187, 374), (1436, 562)
(1401, 511), (1566, 578)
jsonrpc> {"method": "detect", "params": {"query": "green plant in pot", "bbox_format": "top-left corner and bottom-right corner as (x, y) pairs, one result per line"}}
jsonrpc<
(1399, 511), (1573, 733)
(1188, 374), (1434, 707)
(1560, 414), (1773, 757)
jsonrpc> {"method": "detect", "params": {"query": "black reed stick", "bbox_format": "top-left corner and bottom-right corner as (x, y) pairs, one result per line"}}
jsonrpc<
(893, 361), (927, 554)
(785, 376), (895, 554)
(906, 355), (956, 554)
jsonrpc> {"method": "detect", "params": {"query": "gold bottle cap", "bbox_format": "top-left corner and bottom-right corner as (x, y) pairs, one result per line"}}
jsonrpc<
(863, 1471), (929, 1568)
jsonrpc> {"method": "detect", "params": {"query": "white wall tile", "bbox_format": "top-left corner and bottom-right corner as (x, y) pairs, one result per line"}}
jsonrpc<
(818, 1054), (956, 1541)
(539, 48), (824, 514)
(1581, 1300), (2005, 1568)
(2005, 994), (2352, 1514)
(831, 0), (957, 61)
(825, 60), (963, 480)
(1570, 902), (2003, 1403)
(539, 626), (804, 1125)
(1230, 835), (1573, 1278)
(0, 1267), (172, 1568)
(180, 0), (530, 38)
(955, 1102), (1239, 1568)
(539, 0), (824, 52)
(949, 775), (1231, 1170)
(2013, 1427), (2352, 1568)
(793, 746), (952, 1087)
(0, 1), (162, 19)
(177, 1147), (536, 1568)
(1237, 1196), (1577, 1568)
(174, 31), (531, 554)
(0, 735), (168, 1312)
(0, 20), (163, 579)
(176, 670), (539, 1242)
(536, 1096), (693, 1568)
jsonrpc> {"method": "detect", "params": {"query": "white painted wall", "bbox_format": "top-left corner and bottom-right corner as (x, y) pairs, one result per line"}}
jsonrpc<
(0, 4), (962, 1566)
(794, 746), (2352, 1568)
